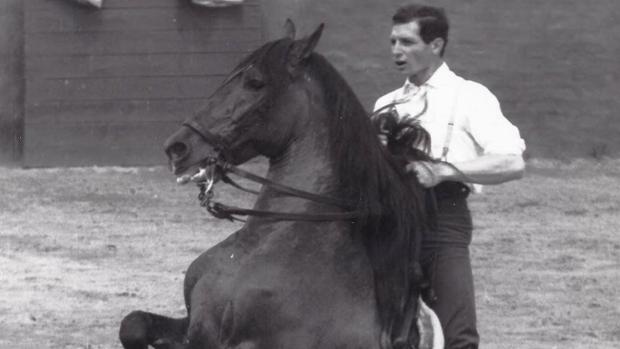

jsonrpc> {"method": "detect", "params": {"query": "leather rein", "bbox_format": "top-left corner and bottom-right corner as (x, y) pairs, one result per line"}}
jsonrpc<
(182, 120), (361, 222)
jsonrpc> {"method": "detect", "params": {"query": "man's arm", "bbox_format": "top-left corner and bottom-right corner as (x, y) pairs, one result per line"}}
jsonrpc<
(407, 154), (525, 188)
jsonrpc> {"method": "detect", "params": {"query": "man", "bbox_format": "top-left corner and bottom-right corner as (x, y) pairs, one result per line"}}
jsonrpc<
(373, 4), (526, 349)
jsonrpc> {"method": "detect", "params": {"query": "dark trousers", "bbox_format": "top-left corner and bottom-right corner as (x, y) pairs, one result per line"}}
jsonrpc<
(421, 195), (479, 349)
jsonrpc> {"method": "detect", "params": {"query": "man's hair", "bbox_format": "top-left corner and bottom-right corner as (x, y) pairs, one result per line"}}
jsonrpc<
(392, 4), (449, 56)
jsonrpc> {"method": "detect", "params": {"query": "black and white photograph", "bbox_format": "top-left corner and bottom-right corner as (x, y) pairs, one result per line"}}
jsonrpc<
(0, 1), (618, 348)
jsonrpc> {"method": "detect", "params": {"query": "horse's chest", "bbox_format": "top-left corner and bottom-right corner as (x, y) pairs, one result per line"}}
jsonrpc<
(223, 254), (378, 346)
(187, 227), (380, 347)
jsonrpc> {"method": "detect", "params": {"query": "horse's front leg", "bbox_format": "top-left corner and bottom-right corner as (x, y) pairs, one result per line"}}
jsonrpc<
(119, 311), (189, 349)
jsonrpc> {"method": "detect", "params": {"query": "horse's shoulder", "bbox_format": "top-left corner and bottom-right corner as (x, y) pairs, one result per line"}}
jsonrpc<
(184, 228), (259, 301)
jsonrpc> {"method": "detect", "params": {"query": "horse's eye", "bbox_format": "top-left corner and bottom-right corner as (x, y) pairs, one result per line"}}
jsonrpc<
(245, 77), (265, 90)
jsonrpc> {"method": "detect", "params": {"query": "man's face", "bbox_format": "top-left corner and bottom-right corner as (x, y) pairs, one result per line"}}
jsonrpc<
(390, 21), (442, 79)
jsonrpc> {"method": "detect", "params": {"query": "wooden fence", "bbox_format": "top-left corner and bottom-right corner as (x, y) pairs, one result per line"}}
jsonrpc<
(22, 0), (262, 166)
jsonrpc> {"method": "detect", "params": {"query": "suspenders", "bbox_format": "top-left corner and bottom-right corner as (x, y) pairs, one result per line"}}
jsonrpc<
(440, 80), (464, 161)
(385, 79), (465, 161)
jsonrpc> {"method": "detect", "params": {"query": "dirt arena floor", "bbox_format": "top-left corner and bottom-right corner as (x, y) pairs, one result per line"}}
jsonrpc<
(1, 158), (619, 349)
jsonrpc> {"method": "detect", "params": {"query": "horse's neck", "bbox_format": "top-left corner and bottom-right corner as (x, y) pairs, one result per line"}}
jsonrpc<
(253, 102), (338, 215)
(245, 125), (355, 248)
(260, 138), (334, 205)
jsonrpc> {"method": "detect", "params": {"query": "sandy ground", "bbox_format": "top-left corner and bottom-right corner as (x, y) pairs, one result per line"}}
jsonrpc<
(0, 159), (619, 349)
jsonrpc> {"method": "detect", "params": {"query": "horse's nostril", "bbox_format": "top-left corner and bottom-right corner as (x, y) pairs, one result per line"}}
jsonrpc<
(167, 142), (188, 160)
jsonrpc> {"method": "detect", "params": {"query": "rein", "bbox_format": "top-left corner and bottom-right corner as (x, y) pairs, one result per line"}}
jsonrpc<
(182, 121), (361, 222)
(197, 159), (361, 222)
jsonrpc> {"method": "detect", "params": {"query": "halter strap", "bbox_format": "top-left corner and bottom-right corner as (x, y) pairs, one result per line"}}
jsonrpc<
(182, 114), (360, 222)
(182, 119), (226, 150)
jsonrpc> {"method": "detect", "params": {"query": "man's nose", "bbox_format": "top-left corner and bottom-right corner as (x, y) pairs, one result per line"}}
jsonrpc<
(391, 41), (403, 55)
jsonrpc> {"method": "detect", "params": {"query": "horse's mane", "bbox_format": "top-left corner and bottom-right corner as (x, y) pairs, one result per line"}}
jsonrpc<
(305, 53), (431, 235)
(244, 38), (434, 346)
(305, 53), (433, 344)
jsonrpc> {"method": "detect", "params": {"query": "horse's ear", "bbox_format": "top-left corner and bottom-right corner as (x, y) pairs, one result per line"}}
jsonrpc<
(283, 19), (296, 40)
(287, 23), (324, 73)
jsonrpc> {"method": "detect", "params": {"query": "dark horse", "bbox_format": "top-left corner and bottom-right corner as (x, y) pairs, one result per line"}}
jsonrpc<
(120, 21), (439, 349)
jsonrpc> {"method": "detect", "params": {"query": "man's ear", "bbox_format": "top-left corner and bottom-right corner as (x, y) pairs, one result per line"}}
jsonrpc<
(283, 18), (296, 40)
(287, 23), (324, 74)
(430, 37), (445, 56)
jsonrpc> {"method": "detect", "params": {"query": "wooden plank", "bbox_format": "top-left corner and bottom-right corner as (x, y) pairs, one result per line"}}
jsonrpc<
(22, 0), (264, 166)
(26, 75), (225, 103)
(23, 120), (180, 167)
(25, 29), (261, 56)
(25, 0), (259, 11)
(0, 0), (24, 165)
(25, 0), (178, 11)
(25, 99), (205, 123)
(25, 4), (261, 33)
(25, 52), (242, 79)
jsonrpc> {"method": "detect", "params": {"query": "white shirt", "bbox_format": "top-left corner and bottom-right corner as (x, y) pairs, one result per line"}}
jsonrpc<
(374, 63), (525, 162)
(374, 63), (526, 191)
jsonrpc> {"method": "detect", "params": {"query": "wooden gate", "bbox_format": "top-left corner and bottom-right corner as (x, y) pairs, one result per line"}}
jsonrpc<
(23, 0), (262, 166)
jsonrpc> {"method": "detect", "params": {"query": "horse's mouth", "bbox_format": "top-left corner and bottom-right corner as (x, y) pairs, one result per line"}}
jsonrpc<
(171, 160), (208, 185)
(175, 167), (209, 185)
(172, 156), (221, 185)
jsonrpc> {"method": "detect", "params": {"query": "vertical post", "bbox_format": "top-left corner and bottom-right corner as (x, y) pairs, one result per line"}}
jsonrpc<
(0, 0), (24, 165)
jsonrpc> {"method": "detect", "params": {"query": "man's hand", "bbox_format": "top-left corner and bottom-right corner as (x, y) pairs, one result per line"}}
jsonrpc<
(405, 154), (525, 188)
(406, 161), (450, 188)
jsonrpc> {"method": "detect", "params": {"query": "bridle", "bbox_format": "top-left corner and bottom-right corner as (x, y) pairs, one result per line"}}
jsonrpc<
(181, 120), (362, 222)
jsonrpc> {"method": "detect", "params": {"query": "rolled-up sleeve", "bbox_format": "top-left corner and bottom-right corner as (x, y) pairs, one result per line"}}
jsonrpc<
(464, 83), (526, 155)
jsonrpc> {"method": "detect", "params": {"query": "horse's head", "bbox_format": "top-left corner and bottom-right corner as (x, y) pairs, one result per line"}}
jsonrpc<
(164, 20), (324, 177)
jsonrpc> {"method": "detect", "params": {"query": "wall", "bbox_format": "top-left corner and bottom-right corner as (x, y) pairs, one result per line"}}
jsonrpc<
(23, 0), (262, 167)
(0, 0), (24, 165)
(260, 0), (620, 159)
(5, 1), (619, 165)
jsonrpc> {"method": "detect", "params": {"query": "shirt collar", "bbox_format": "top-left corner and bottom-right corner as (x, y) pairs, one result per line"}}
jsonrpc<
(425, 62), (453, 88)
(403, 62), (453, 92)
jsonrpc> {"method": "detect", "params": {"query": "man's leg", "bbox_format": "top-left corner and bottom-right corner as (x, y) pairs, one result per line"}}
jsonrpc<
(422, 246), (478, 349)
